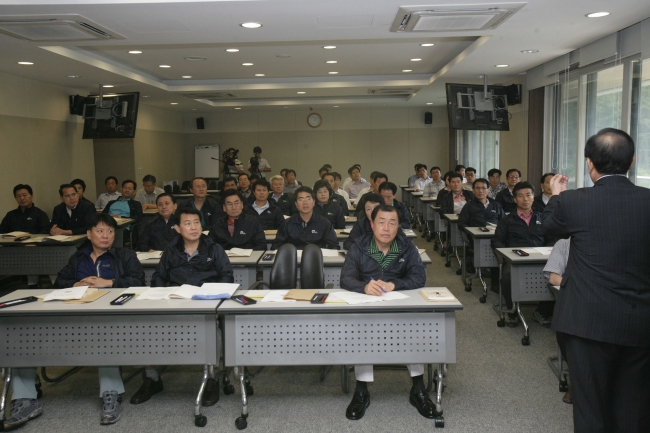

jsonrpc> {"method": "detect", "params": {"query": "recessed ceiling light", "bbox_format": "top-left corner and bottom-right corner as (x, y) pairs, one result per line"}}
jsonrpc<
(192, 108), (197, 111)
(410, 58), (422, 61)
(495, 64), (509, 68)
(426, 102), (433, 105)
(235, 107), (242, 109)
(586, 12), (609, 18)
(242, 63), (253, 66)
(276, 54), (291, 58)
(420, 43), (435, 47)
(170, 102), (178, 105)
(323, 46), (337, 49)
(284, 106), (288, 109)
(333, 106), (339, 108)
(128, 50), (142, 54)
(521, 49), (539, 54)
(159, 65), (171, 68)
(102, 85), (114, 88)
(17, 61), (33, 65)
(182, 76), (192, 78)
(184, 57), (206, 61)
(255, 74), (265, 77)
(67, 75), (80, 78)
(225, 48), (240, 53)
(142, 95), (150, 98)
(328, 71), (338, 74)
(297, 91), (306, 94)
(326, 60), (337, 64)
(402, 69), (412, 72)
(240, 22), (262, 28)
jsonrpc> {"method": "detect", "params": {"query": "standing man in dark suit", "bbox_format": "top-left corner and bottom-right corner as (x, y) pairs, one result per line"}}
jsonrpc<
(542, 128), (650, 433)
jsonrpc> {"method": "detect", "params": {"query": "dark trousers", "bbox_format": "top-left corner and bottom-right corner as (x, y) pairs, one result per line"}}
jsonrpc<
(562, 332), (650, 433)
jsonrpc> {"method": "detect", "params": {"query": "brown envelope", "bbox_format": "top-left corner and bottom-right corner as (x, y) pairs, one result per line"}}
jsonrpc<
(283, 289), (318, 301)
(63, 289), (111, 304)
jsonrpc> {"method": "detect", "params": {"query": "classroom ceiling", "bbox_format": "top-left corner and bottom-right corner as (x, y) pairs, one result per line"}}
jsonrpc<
(0, 0), (649, 112)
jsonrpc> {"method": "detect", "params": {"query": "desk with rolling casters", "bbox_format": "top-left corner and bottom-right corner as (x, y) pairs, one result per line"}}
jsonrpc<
(0, 289), (224, 428)
(219, 288), (462, 430)
(113, 218), (135, 248)
(442, 214), (462, 271)
(493, 249), (552, 346)
(462, 227), (498, 303)
(139, 250), (264, 287)
(419, 197), (437, 241)
(0, 235), (86, 277)
(411, 191), (424, 230)
(264, 229), (417, 251)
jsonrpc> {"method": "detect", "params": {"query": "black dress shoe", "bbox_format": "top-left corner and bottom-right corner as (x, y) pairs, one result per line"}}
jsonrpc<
(130, 377), (163, 404)
(409, 389), (435, 419)
(345, 390), (370, 420)
(202, 378), (219, 406)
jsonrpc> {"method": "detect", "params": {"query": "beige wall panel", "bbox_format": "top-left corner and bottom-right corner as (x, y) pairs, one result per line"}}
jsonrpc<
(500, 110), (529, 180)
(370, 129), (411, 185)
(331, 130), (372, 175)
(93, 139), (135, 199)
(66, 122), (96, 203)
(295, 130), (334, 182)
(257, 131), (298, 177)
(184, 113), (225, 133)
(133, 130), (190, 185)
(258, 110), (295, 132)
(370, 108), (409, 130)
(408, 128), (449, 171)
(137, 104), (185, 133)
(331, 109), (372, 130)
(408, 106), (448, 128)
(217, 111), (260, 133)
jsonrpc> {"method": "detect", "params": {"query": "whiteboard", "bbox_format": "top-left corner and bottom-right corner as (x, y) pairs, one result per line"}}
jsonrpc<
(195, 145), (220, 178)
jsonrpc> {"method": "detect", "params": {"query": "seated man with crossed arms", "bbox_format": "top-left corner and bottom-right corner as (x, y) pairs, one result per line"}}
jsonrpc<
(340, 204), (431, 421)
(4, 213), (145, 429)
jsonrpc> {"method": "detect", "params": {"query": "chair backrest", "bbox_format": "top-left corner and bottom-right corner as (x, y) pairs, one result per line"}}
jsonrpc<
(181, 181), (190, 192)
(300, 244), (324, 289)
(270, 243), (298, 289)
(208, 180), (218, 190)
(163, 185), (172, 194)
(172, 184), (181, 194)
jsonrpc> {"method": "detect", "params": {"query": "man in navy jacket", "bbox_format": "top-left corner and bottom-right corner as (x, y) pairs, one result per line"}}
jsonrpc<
(340, 204), (431, 421)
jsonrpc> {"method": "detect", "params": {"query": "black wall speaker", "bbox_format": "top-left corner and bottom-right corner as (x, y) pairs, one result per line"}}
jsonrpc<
(196, 117), (205, 129)
(424, 112), (433, 124)
(505, 84), (522, 106)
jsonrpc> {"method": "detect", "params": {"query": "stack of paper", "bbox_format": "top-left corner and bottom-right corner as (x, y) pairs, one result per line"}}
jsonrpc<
(261, 290), (295, 303)
(341, 228), (353, 234)
(137, 283), (239, 300)
(137, 251), (163, 260)
(296, 248), (340, 260)
(1, 231), (29, 238)
(43, 286), (89, 301)
(419, 288), (457, 302)
(328, 292), (383, 305)
(227, 248), (253, 257)
(44, 235), (73, 242)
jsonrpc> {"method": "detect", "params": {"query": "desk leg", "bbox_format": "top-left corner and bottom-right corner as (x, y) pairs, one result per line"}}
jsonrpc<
(194, 365), (209, 427)
(0, 367), (11, 428)
(234, 366), (248, 430)
(462, 241), (471, 291)
(477, 268), (488, 304)
(433, 364), (445, 428)
(495, 263), (506, 327)
(517, 303), (530, 346)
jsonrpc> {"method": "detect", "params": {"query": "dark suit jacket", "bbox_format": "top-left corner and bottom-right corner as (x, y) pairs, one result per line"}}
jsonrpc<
(542, 176), (650, 348)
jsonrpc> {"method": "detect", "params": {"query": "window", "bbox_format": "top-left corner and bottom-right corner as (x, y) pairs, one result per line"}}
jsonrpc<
(630, 58), (650, 188)
(548, 78), (579, 189)
(456, 130), (500, 178)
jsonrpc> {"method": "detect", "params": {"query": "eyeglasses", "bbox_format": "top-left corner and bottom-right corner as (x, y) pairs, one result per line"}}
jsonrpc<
(507, 175), (520, 179)
(297, 197), (313, 203)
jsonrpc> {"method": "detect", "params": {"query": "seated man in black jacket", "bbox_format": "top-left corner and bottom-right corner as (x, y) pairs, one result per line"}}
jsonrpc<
(180, 177), (224, 229)
(50, 183), (95, 236)
(269, 175), (295, 216)
(272, 186), (338, 250)
(148, 208), (234, 407)
(340, 204), (431, 421)
(495, 168), (521, 214)
(439, 173), (474, 216)
(343, 193), (382, 251)
(1, 184), (51, 287)
(378, 182), (411, 229)
(458, 178), (504, 287)
(137, 193), (179, 252)
(313, 180), (346, 229)
(533, 172), (555, 213)
(3, 213), (146, 428)
(209, 190), (266, 251)
(491, 181), (553, 327)
(245, 179), (285, 230)
(103, 179), (143, 223)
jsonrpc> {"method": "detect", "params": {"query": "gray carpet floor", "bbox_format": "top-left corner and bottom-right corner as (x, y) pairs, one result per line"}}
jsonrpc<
(1, 234), (574, 432)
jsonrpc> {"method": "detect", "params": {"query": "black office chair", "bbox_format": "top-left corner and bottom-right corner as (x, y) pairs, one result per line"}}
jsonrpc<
(208, 180), (218, 190)
(300, 244), (324, 289)
(172, 184), (181, 194)
(163, 185), (172, 194)
(181, 180), (191, 192)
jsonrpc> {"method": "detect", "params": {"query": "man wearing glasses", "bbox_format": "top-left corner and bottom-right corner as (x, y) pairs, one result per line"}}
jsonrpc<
(495, 169), (521, 213)
(272, 186), (338, 250)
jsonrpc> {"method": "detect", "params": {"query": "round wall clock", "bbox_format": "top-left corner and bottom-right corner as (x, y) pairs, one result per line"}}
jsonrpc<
(307, 112), (322, 128)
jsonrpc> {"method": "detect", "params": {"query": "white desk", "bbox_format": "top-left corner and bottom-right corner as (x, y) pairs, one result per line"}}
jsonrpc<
(462, 227), (498, 303)
(0, 235), (86, 276)
(220, 288), (462, 429)
(114, 218), (135, 248)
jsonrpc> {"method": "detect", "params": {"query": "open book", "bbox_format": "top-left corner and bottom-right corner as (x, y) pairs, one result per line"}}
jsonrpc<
(137, 251), (163, 260)
(419, 288), (457, 302)
(138, 283), (239, 300)
(226, 248), (253, 257)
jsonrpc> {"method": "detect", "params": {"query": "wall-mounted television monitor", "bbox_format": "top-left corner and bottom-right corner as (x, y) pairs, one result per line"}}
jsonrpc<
(82, 92), (139, 139)
(446, 83), (509, 131)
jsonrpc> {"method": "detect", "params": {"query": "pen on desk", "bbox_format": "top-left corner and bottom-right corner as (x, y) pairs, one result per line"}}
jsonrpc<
(370, 277), (386, 293)
(0, 299), (29, 307)
(114, 296), (126, 304)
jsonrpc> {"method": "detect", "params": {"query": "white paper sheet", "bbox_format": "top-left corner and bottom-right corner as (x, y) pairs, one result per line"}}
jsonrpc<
(136, 287), (176, 300)
(43, 286), (88, 301)
(534, 247), (554, 255)
(321, 249), (340, 257)
(168, 283), (240, 299)
(136, 251), (163, 260)
(380, 291), (409, 301)
(520, 248), (541, 254)
(328, 292), (383, 305)
(260, 290), (295, 303)
(1, 231), (29, 237)
(245, 289), (270, 298)
(341, 228), (353, 234)
(45, 235), (72, 241)
(227, 248), (253, 257)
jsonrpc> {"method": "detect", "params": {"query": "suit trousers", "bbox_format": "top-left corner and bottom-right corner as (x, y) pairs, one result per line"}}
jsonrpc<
(562, 332), (650, 433)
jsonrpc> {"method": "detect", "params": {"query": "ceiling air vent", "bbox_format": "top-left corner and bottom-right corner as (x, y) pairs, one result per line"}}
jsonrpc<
(184, 93), (239, 99)
(0, 14), (124, 41)
(390, 3), (525, 32)
(368, 88), (416, 95)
